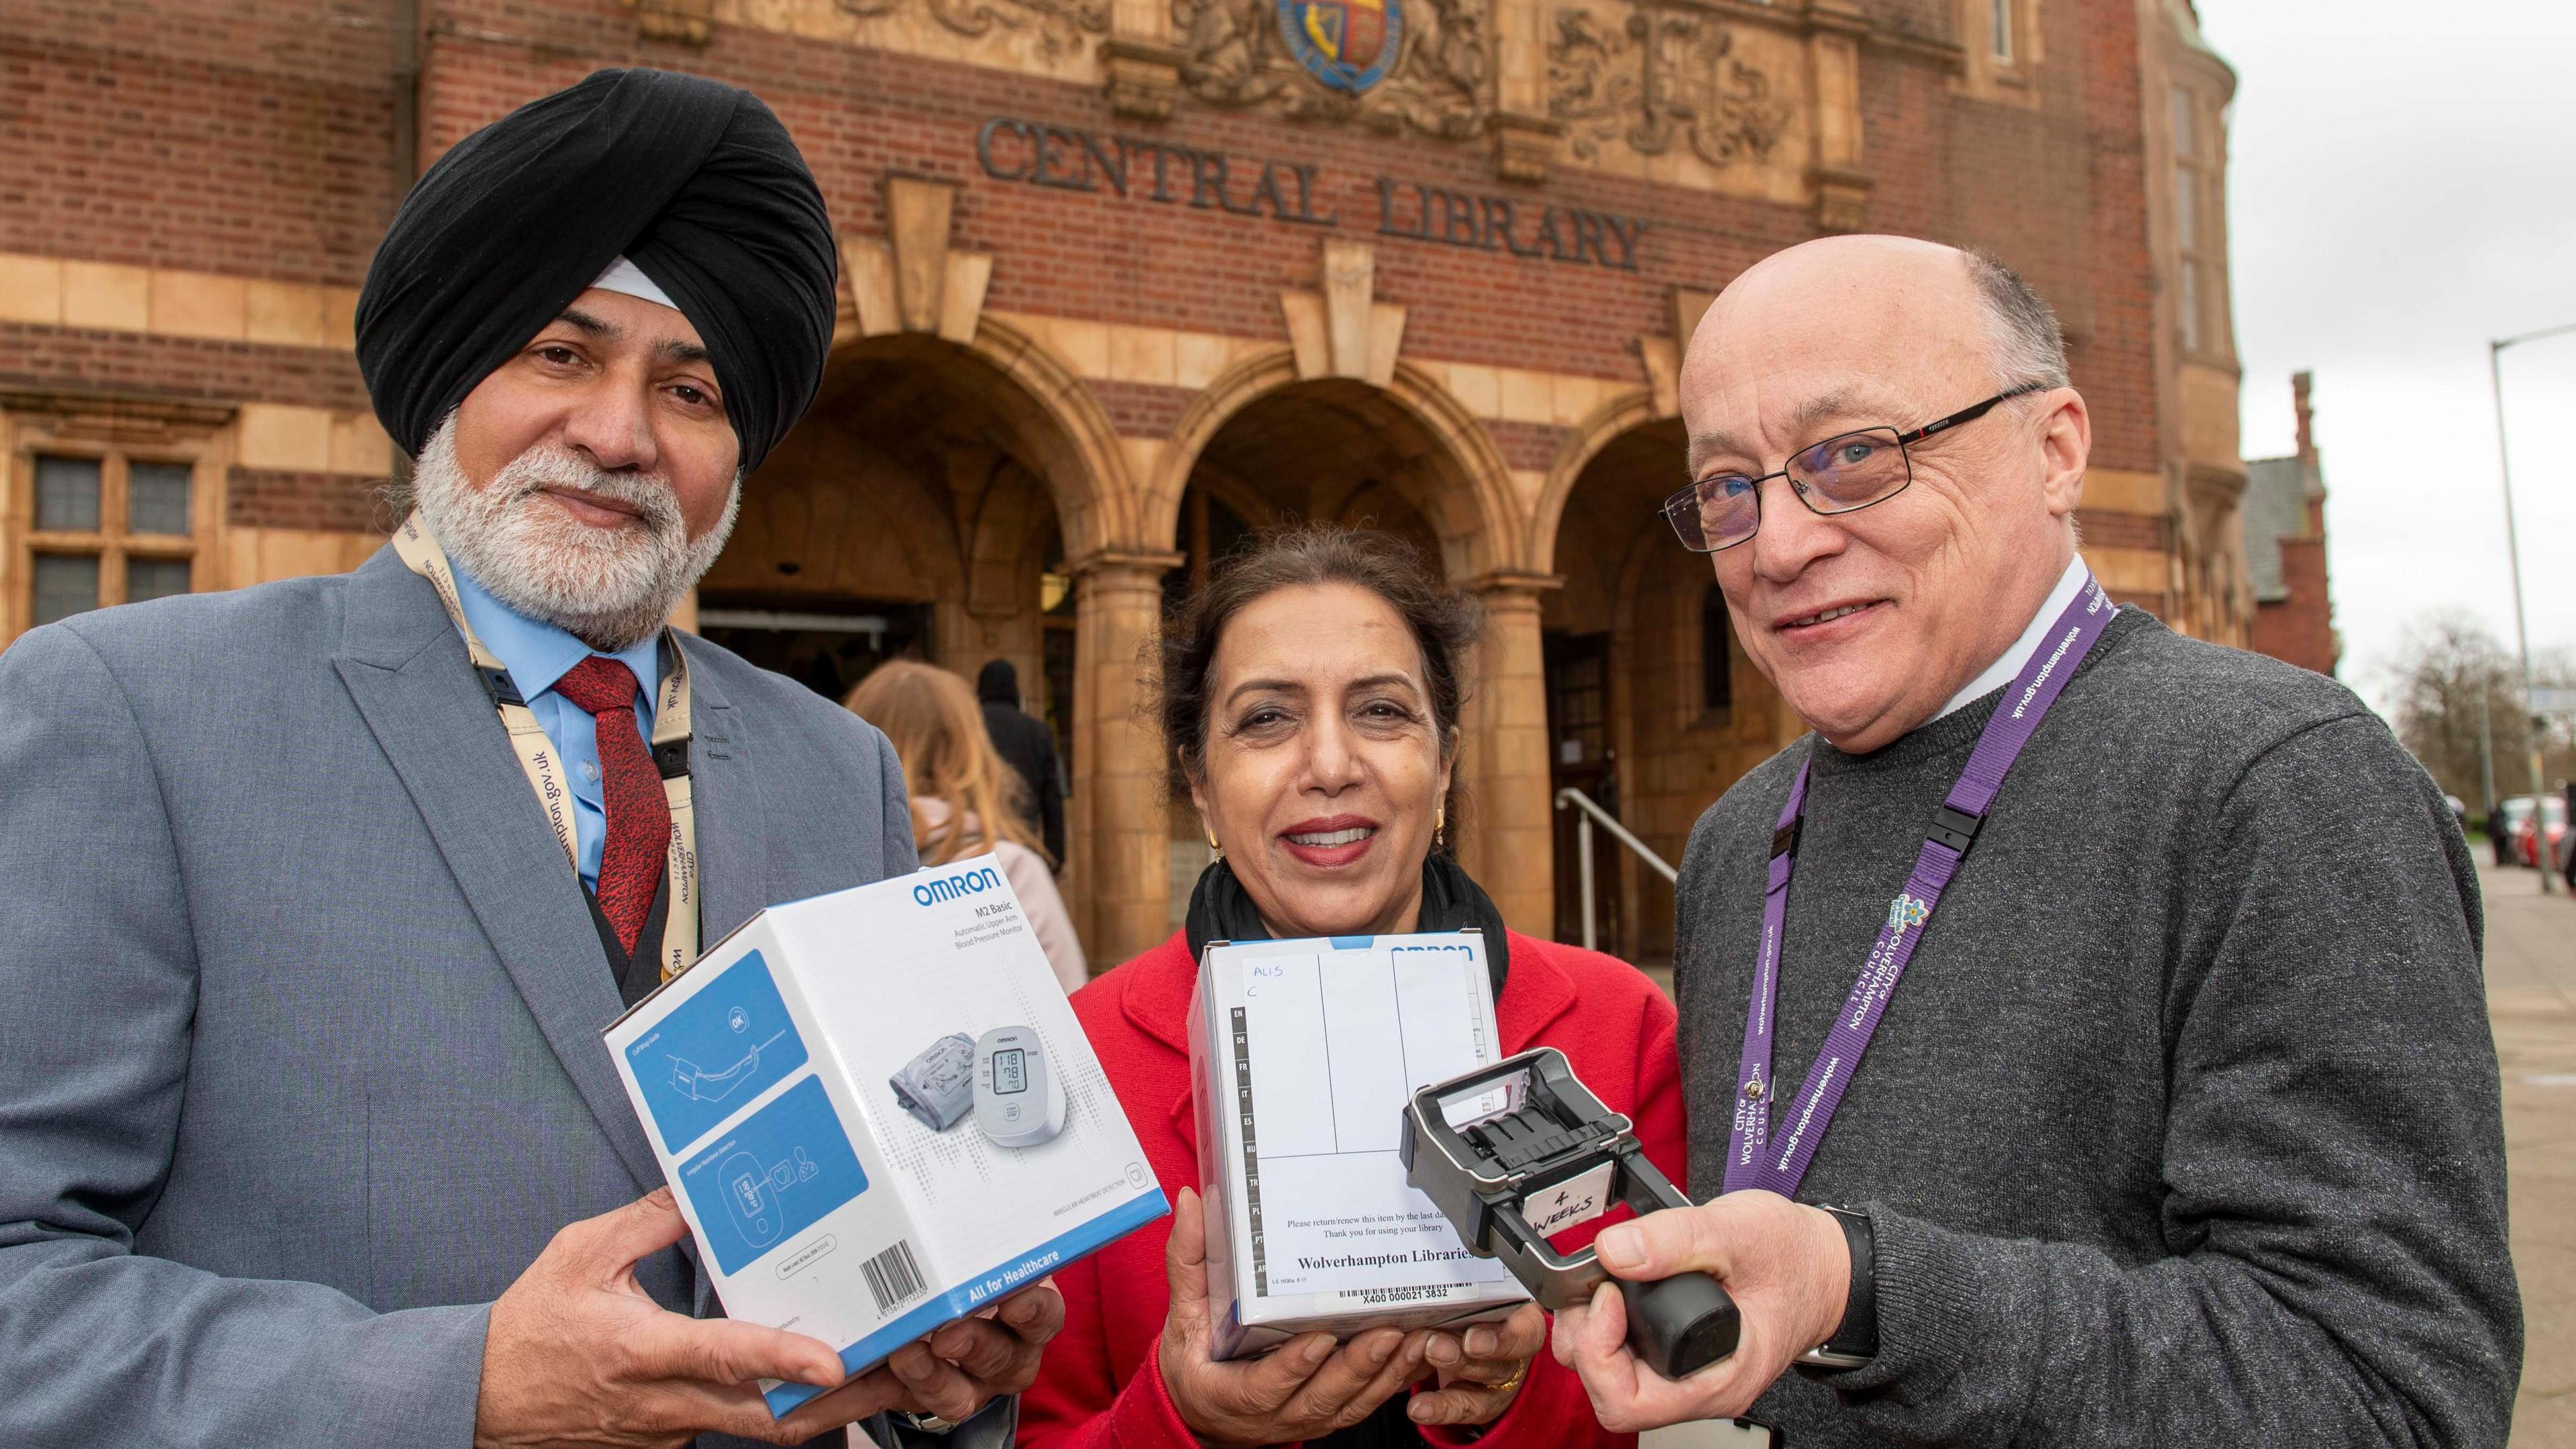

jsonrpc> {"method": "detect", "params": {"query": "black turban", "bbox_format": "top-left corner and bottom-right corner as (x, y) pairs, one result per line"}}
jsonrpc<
(356, 68), (837, 473)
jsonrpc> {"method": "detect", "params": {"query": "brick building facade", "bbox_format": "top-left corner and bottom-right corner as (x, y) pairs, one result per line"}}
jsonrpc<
(0, 0), (2249, 965)
(2245, 371), (2338, 678)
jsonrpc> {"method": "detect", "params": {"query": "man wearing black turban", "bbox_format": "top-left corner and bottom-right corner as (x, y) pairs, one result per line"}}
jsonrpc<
(0, 68), (1057, 1449)
(359, 66), (835, 480)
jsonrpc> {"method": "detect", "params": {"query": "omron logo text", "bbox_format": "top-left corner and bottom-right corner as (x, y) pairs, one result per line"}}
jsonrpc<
(913, 867), (1004, 906)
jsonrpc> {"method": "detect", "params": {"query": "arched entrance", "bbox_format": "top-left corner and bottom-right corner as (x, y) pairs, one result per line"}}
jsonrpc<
(1537, 403), (1792, 964)
(1147, 356), (1521, 580)
(1146, 356), (1556, 938)
(1176, 378), (1464, 572)
(1159, 378), (1454, 928)
(700, 326), (1117, 936)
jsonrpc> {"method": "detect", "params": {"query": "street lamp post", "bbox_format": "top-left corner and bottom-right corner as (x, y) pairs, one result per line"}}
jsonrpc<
(2477, 686), (2495, 822)
(2488, 322), (2576, 895)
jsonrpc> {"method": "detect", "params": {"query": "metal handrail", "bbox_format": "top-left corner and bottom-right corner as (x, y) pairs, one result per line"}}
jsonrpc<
(1554, 786), (1676, 953)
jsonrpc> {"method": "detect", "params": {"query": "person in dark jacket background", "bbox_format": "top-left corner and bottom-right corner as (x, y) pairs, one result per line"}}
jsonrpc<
(976, 659), (1066, 869)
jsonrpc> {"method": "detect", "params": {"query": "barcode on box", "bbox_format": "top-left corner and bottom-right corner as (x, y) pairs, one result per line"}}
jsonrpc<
(862, 1239), (926, 1315)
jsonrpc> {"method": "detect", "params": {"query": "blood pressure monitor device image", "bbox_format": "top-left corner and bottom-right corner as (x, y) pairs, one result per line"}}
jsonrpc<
(974, 1026), (1065, 1148)
(890, 1032), (977, 1132)
(1400, 1046), (1740, 1380)
(604, 857), (1170, 1422)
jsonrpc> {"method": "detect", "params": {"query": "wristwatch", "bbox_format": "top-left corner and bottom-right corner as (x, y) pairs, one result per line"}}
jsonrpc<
(1794, 1205), (1878, 1371)
(891, 1396), (1022, 1446)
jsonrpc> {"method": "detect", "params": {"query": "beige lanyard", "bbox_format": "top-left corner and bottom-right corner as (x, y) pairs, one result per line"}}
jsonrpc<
(393, 513), (700, 981)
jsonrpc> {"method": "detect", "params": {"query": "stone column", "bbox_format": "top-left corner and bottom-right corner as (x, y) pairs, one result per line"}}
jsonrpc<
(1457, 573), (1559, 939)
(1069, 549), (1182, 966)
(1487, 0), (1565, 182)
(1807, 0), (1872, 232)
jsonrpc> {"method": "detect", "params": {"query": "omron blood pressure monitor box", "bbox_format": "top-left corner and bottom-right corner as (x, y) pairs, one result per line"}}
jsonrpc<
(604, 855), (1167, 1415)
(1190, 931), (1530, 1359)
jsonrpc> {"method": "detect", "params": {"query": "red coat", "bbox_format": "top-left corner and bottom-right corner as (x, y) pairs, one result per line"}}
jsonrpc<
(1024, 928), (1685, 1449)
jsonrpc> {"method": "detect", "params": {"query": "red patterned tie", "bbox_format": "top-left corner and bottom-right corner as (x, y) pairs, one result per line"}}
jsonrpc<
(554, 656), (670, 957)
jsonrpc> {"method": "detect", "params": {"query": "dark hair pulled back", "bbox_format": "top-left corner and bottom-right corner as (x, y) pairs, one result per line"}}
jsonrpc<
(1154, 524), (1482, 787)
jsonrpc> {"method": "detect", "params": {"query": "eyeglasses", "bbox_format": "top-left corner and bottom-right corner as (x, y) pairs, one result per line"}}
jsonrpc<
(1660, 382), (2048, 553)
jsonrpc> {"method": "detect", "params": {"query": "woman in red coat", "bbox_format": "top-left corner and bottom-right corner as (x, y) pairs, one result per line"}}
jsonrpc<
(1023, 526), (1683, 1449)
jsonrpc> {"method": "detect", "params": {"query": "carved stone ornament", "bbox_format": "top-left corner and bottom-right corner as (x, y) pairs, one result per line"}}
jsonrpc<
(1545, 5), (1793, 168)
(1812, 164), (1872, 233)
(1169, 0), (1495, 141)
(1488, 111), (1564, 184)
(832, 0), (1108, 60)
(1104, 38), (1189, 119)
(634, 0), (718, 44)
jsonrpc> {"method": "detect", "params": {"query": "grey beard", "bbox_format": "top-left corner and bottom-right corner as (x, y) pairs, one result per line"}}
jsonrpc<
(410, 414), (738, 652)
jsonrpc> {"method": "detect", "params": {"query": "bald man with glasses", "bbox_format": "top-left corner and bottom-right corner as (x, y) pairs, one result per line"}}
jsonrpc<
(1550, 237), (2520, 1448)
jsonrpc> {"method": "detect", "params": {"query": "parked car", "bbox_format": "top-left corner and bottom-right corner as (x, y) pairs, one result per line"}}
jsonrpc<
(2494, 798), (2535, 867)
(2508, 796), (2567, 869)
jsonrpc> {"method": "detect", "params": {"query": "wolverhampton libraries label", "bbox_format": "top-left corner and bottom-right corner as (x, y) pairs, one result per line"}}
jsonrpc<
(975, 116), (1650, 272)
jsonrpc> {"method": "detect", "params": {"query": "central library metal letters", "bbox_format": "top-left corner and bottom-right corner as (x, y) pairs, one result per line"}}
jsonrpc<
(974, 115), (1652, 272)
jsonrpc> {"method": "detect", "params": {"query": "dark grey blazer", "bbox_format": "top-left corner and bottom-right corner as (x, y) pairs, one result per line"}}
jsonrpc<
(0, 547), (953, 1446)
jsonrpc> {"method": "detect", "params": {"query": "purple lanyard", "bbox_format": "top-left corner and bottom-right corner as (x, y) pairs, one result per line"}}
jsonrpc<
(1722, 572), (2114, 1198)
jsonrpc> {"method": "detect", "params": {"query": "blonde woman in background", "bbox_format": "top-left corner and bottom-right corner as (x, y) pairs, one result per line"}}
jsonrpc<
(846, 660), (1088, 990)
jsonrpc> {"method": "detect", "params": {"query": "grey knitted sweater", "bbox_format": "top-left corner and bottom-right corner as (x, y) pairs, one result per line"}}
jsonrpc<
(1672, 609), (2520, 1447)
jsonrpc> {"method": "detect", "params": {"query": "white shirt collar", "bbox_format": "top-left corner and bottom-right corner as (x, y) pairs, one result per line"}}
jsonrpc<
(1932, 554), (2091, 722)
(590, 255), (680, 313)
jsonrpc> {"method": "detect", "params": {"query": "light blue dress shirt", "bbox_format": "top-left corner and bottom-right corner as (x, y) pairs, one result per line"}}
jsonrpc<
(447, 566), (661, 892)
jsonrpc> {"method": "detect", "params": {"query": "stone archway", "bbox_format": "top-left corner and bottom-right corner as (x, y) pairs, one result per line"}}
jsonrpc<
(1144, 350), (1527, 581)
(1532, 394), (1794, 962)
(1132, 346), (1558, 938)
(1528, 387), (1663, 577)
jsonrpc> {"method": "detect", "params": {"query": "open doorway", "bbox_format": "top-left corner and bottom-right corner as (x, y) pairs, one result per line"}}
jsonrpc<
(1542, 414), (1794, 963)
(696, 595), (934, 703)
(1545, 629), (1621, 955)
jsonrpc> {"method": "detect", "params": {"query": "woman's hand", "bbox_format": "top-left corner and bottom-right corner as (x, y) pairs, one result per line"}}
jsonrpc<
(1407, 1303), (1546, 1428)
(1157, 1187), (1430, 1446)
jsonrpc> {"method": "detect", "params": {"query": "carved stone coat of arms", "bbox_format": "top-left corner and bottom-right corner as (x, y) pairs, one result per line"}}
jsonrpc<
(1172, 0), (1494, 138)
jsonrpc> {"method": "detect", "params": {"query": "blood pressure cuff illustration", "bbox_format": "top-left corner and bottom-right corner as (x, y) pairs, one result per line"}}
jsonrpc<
(891, 1032), (977, 1131)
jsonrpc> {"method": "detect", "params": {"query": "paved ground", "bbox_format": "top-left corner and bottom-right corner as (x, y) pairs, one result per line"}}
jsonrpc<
(2481, 856), (2576, 1447)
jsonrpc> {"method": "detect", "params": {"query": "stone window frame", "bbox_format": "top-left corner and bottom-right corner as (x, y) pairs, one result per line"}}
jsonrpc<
(2169, 81), (2233, 366)
(1678, 580), (1737, 737)
(1976, 0), (2039, 88)
(1699, 582), (1735, 720)
(1, 392), (234, 640)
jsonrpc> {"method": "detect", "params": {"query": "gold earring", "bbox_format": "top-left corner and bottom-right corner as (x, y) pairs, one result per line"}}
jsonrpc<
(1435, 804), (1446, 850)
(1205, 825), (1223, 860)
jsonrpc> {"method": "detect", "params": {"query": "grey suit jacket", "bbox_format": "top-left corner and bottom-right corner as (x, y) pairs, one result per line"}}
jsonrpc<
(0, 547), (959, 1447)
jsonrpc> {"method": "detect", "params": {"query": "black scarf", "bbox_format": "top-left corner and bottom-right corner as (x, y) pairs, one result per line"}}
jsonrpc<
(1181, 853), (1511, 1449)
(1183, 853), (1510, 1000)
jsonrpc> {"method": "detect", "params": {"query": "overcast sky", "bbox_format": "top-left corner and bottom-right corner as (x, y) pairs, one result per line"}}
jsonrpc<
(2198, 0), (2576, 717)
